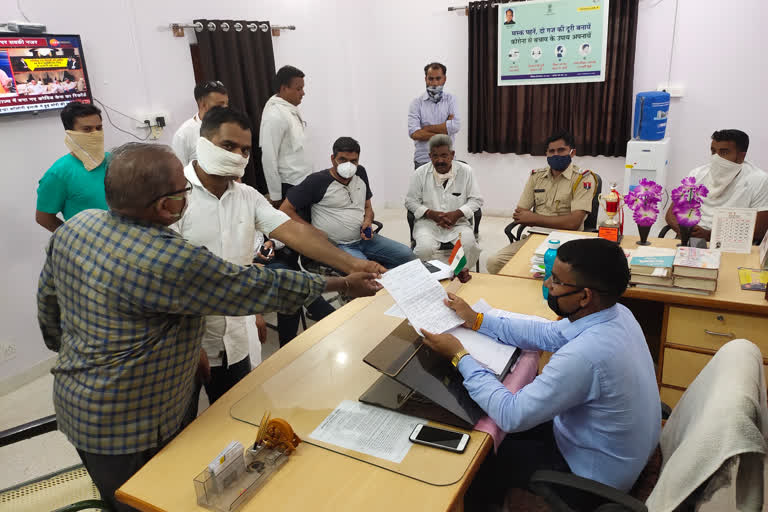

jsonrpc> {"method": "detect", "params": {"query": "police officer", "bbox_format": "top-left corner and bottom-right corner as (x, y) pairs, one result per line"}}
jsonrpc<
(486, 130), (597, 274)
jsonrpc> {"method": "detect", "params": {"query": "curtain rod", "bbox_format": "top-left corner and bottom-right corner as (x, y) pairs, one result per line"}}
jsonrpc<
(169, 22), (295, 37)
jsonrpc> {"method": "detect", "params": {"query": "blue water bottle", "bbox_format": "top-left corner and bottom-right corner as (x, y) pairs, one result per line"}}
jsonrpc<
(542, 240), (560, 300)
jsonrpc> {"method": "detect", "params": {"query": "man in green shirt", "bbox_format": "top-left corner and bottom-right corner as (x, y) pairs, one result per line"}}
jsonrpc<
(35, 101), (109, 232)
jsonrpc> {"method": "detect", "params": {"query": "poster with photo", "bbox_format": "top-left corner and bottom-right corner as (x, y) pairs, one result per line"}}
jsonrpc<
(497, 0), (609, 86)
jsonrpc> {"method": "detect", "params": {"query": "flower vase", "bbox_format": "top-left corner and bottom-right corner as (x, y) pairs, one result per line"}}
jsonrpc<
(636, 225), (651, 246)
(679, 225), (691, 247)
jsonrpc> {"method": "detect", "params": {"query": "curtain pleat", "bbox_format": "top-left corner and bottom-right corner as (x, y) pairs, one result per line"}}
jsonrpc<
(194, 19), (276, 193)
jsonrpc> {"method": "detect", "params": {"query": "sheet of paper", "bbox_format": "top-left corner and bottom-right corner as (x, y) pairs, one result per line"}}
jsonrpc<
(651, 267), (668, 277)
(384, 303), (407, 319)
(309, 400), (424, 463)
(426, 259), (453, 281)
(379, 259), (464, 334)
(710, 207), (757, 254)
(448, 327), (517, 375)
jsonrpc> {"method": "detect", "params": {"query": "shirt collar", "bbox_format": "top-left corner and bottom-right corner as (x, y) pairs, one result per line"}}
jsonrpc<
(421, 90), (447, 103)
(557, 304), (620, 340)
(108, 210), (179, 235)
(545, 162), (577, 180)
(185, 161), (236, 196)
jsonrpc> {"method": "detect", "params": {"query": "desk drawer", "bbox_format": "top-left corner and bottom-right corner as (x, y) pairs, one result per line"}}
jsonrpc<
(666, 306), (768, 353)
(662, 347), (768, 390)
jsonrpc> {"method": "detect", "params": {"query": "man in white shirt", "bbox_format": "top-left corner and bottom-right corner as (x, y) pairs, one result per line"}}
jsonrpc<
(405, 134), (483, 270)
(175, 107), (385, 417)
(259, 65), (310, 205)
(665, 129), (768, 243)
(28, 79), (45, 95)
(171, 80), (229, 166)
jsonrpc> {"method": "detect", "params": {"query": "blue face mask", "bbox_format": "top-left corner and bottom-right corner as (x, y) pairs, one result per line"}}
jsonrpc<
(547, 154), (572, 172)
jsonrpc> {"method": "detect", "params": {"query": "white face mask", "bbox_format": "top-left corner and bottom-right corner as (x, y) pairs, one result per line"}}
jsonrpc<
(336, 161), (357, 179)
(707, 153), (742, 198)
(196, 137), (249, 178)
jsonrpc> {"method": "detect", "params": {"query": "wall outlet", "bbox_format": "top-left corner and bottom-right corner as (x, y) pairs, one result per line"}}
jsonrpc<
(0, 343), (17, 364)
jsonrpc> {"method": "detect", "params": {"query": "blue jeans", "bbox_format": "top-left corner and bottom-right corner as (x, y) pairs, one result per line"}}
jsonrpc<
(336, 235), (417, 269)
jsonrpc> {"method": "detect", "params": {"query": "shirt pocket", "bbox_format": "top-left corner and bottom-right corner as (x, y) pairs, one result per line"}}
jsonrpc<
(554, 189), (572, 214)
(534, 190), (547, 210)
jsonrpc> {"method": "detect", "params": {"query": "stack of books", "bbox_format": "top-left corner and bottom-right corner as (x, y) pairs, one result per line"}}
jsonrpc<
(672, 247), (721, 293)
(530, 231), (590, 277)
(629, 247), (676, 288)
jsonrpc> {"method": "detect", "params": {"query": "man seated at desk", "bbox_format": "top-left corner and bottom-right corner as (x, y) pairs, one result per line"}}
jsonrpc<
(280, 137), (416, 270)
(664, 129), (768, 244)
(486, 130), (596, 274)
(405, 134), (483, 270)
(422, 239), (660, 508)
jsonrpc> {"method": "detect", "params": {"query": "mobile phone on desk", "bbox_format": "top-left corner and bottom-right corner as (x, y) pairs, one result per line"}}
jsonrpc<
(409, 424), (469, 453)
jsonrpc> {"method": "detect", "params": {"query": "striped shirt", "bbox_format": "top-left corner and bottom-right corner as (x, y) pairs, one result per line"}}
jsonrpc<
(37, 210), (325, 455)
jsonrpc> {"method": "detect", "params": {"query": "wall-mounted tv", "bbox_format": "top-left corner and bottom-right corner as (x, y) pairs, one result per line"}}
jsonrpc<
(0, 33), (93, 115)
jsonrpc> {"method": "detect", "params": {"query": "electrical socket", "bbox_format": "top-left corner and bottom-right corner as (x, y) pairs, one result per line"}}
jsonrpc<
(0, 342), (17, 364)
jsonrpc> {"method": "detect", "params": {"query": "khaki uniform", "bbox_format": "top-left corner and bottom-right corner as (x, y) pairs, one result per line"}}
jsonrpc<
(486, 163), (597, 274)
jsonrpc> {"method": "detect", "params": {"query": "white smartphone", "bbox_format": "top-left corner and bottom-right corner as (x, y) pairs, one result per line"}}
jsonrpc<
(409, 424), (469, 453)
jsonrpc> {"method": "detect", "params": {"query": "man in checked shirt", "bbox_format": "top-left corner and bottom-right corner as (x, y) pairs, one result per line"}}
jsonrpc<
(37, 142), (381, 511)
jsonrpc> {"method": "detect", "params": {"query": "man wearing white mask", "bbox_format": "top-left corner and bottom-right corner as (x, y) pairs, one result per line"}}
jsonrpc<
(281, 137), (417, 269)
(175, 108), (385, 417)
(171, 80), (229, 166)
(259, 65), (309, 205)
(665, 129), (768, 243)
(408, 62), (460, 169)
(36, 101), (109, 232)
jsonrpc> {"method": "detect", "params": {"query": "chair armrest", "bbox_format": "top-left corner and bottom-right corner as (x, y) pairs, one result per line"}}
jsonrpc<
(504, 222), (525, 244)
(372, 220), (383, 234)
(658, 225), (676, 238)
(53, 500), (113, 512)
(0, 414), (57, 448)
(529, 470), (647, 512)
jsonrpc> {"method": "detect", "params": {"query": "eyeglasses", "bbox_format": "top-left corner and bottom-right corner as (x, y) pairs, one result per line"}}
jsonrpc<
(549, 274), (582, 288)
(145, 180), (192, 207)
(202, 80), (225, 89)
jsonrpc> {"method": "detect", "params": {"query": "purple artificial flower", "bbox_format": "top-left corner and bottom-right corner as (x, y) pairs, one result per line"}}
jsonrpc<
(624, 179), (662, 227)
(670, 177), (708, 227)
(633, 204), (659, 227)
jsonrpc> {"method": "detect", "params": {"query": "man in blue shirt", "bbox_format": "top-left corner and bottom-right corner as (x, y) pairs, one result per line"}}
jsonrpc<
(35, 101), (109, 232)
(407, 62), (460, 168)
(422, 238), (660, 508)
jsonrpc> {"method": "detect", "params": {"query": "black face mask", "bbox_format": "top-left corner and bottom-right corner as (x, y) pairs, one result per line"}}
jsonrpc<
(547, 288), (585, 318)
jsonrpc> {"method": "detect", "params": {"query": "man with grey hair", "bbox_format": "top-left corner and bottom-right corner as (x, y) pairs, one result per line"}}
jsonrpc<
(37, 142), (382, 511)
(405, 134), (483, 270)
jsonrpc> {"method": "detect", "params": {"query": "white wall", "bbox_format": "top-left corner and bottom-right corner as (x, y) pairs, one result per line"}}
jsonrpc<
(1, 0), (766, 382)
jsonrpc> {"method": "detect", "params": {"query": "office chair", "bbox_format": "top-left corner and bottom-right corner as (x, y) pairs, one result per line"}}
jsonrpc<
(521, 339), (766, 512)
(504, 171), (603, 244)
(0, 415), (111, 511)
(406, 208), (482, 272)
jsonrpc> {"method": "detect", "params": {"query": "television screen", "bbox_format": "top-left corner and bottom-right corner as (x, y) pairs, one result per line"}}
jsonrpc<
(0, 33), (93, 115)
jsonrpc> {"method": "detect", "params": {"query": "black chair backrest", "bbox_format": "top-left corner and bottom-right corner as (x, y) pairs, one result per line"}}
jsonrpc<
(584, 172), (603, 231)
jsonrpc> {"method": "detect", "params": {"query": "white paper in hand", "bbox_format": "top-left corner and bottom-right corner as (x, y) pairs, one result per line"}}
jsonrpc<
(379, 260), (464, 334)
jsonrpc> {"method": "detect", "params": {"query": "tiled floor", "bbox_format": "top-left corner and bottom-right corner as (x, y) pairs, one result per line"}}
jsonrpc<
(0, 209), (764, 510)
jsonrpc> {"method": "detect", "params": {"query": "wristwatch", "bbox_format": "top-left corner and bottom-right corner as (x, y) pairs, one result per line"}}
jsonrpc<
(451, 349), (470, 368)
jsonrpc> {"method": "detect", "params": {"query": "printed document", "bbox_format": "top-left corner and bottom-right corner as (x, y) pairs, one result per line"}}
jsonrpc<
(379, 259), (464, 334)
(309, 400), (424, 463)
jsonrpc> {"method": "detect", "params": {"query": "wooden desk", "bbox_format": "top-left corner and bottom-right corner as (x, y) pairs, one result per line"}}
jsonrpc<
(117, 275), (555, 512)
(499, 233), (768, 406)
